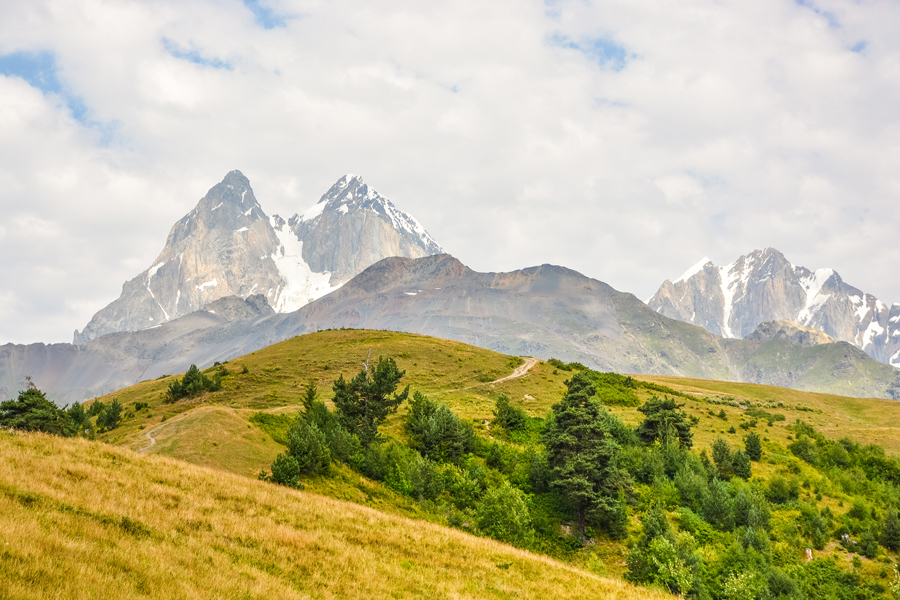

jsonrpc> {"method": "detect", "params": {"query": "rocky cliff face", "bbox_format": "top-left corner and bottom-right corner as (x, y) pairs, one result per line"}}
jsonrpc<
(649, 248), (900, 366)
(74, 172), (443, 343)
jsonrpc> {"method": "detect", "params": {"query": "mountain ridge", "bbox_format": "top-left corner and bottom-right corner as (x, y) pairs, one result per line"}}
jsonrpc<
(649, 248), (900, 367)
(74, 171), (443, 344)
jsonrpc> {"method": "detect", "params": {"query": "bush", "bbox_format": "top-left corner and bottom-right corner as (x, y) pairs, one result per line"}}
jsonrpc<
(287, 418), (331, 475)
(767, 475), (800, 504)
(492, 394), (528, 432)
(475, 481), (533, 546)
(165, 364), (221, 403)
(269, 452), (302, 488)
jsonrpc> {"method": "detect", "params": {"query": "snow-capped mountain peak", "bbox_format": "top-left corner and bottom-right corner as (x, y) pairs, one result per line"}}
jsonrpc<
(649, 248), (900, 367)
(75, 172), (446, 344)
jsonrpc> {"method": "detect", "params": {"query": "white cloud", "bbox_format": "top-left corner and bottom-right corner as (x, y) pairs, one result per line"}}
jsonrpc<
(0, 0), (899, 343)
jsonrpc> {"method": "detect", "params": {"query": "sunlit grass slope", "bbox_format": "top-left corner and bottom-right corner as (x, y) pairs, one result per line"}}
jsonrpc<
(0, 431), (671, 600)
(636, 374), (900, 456)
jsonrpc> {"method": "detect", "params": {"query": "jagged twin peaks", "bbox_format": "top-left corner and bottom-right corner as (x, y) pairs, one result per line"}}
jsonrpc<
(649, 247), (900, 367)
(74, 171), (444, 343)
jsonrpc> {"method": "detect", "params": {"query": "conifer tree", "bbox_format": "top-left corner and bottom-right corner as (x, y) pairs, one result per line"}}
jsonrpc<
(744, 432), (762, 461)
(0, 387), (76, 436)
(332, 355), (409, 445)
(882, 509), (900, 551)
(542, 371), (625, 535)
(288, 418), (331, 475)
(733, 449), (752, 480)
(635, 396), (694, 449)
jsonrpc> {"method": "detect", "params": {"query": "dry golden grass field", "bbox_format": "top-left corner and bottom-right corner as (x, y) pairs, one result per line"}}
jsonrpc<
(0, 431), (672, 600)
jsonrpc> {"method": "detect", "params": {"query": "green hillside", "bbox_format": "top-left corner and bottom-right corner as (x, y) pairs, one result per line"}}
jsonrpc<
(15, 329), (900, 599)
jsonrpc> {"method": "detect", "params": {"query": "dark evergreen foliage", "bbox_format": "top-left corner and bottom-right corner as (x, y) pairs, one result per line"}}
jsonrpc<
(744, 431), (762, 461)
(332, 356), (409, 445)
(733, 449), (752, 480)
(881, 509), (900, 551)
(165, 364), (222, 403)
(0, 388), (76, 436)
(96, 398), (123, 431)
(269, 452), (302, 488)
(635, 396), (694, 449)
(542, 371), (628, 535)
(492, 394), (528, 431)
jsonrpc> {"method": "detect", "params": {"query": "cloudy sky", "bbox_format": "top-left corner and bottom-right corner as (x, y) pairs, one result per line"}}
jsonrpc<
(1, 0), (898, 343)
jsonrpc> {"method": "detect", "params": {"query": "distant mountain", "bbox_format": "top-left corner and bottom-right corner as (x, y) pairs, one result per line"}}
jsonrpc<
(74, 172), (443, 343)
(648, 248), (900, 367)
(12, 255), (900, 405)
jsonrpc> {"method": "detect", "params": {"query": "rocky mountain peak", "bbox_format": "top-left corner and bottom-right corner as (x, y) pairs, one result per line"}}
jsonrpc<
(75, 171), (447, 344)
(650, 248), (900, 367)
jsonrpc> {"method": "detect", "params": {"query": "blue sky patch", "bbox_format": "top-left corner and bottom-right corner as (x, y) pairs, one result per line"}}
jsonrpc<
(162, 38), (232, 70)
(0, 51), (62, 94)
(0, 50), (89, 122)
(851, 41), (867, 54)
(243, 0), (288, 29)
(550, 34), (629, 71)
(795, 0), (840, 28)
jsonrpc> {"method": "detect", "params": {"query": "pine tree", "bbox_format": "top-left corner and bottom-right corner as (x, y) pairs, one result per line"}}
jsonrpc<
(404, 390), (438, 447)
(288, 418), (331, 475)
(0, 387), (76, 436)
(542, 371), (626, 535)
(744, 432), (762, 461)
(97, 398), (123, 431)
(733, 449), (752, 480)
(67, 401), (85, 427)
(269, 453), (302, 488)
(635, 396), (694, 449)
(332, 355), (409, 445)
(711, 438), (735, 479)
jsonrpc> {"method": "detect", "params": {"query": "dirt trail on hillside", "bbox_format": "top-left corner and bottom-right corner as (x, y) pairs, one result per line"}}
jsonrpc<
(432, 356), (539, 396)
(489, 357), (538, 384)
(137, 407), (214, 453)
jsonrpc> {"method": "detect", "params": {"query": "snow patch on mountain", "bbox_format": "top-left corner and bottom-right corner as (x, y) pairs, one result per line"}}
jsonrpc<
(797, 268), (833, 324)
(675, 257), (711, 284)
(269, 216), (340, 312)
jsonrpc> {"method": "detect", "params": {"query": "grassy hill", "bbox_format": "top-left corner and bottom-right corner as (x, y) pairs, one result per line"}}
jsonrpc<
(0, 431), (669, 600)
(90, 329), (900, 477)
(50, 329), (900, 597)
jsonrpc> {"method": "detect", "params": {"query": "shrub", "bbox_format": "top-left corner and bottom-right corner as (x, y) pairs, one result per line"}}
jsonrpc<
(269, 453), (302, 488)
(165, 364), (221, 403)
(767, 475), (800, 504)
(744, 432), (762, 461)
(492, 394), (528, 431)
(475, 481), (533, 547)
(287, 418), (331, 475)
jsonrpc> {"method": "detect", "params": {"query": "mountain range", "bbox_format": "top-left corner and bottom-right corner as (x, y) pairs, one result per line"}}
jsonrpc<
(73, 171), (442, 344)
(649, 248), (900, 367)
(3, 173), (900, 405)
